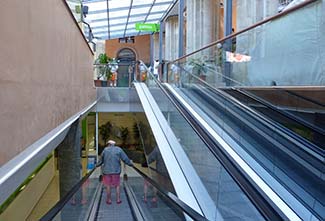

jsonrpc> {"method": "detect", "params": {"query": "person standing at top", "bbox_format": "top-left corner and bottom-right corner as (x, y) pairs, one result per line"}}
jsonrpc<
(100, 140), (133, 205)
(139, 62), (147, 82)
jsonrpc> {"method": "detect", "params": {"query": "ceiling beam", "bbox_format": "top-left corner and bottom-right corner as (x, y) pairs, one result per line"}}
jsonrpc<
(123, 0), (134, 38)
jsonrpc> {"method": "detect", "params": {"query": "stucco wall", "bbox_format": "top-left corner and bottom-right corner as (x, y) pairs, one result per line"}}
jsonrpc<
(105, 35), (151, 63)
(0, 0), (96, 165)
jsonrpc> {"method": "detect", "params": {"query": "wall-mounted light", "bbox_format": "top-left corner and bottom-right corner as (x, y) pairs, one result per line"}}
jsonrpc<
(82, 5), (89, 18)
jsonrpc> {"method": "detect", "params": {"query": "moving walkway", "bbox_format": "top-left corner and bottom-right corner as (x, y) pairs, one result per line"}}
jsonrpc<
(165, 83), (323, 220)
(40, 165), (207, 221)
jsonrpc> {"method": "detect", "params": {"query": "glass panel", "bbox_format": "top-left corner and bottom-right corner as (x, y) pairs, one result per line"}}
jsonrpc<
(141, 69), (265, 221)
(237, 88), (325, 149)
(91, 21), (109, 28)
(127, 174), (185, 220)
(110, 10), (131, 18)
(146, 13), (163, 20)
(165, 4), (324, 219)
(125, 31), (139, 36)
(51, 177), (99, 221)
(133, 0), (154, 7)
(168, 6), (324, 88)
(129, 15), (147, 23)
(87, 13), (107, 21)
(109, 30), (125, 36)
(110, 18), (128, 25)
(84, 1), (107, 12)
(146, 18), (160, 23)
(131, 6), (151, 15)
(109, 0), (132, 9)
(126, 23), (136, 29)
(132, 112), (176, 195)
(110, 25), (125, 31)
(92, 27), (108, 34)
(91, 25), (106, 31)
(151, 4), (170, 12)
(155, 0), (174, 3)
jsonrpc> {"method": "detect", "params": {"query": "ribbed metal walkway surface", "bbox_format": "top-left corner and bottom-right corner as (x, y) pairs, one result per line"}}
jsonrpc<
(96, 184), (134, 221)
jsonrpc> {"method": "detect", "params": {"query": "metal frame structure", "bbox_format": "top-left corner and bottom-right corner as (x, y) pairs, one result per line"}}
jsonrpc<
(82, 0), (176, 40)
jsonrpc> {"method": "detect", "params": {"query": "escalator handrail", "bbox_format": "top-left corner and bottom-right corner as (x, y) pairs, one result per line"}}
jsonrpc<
(40, 166), (98, 221)
(208, 85), (325, 160)
(131, 166), (209, 221)
(171, 61), (324, 160)
(236, 88), (325, 136)
(184, 84), (323, 221)
(284, 89), (325, 108)
(139, 60), (284, 221)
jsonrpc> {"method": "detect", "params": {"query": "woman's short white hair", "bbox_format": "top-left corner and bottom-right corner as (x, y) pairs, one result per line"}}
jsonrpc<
(107, 140), (116, 145)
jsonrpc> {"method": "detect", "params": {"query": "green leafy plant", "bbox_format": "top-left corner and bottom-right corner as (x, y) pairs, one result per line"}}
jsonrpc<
(99, 121), (112, 145)
(189, 58), (207, 76)
(119, 126), (129, 146)
(94, 53), (113, 80)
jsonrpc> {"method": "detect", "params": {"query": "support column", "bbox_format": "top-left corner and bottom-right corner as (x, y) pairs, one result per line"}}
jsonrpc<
(224, 0), (232, 85)
(178, 0), (185, 57)
(235, 0), (278, 85)
(153, 33), (160, 61)
(165, 16), (179, 61)
(57, 120), (81, 198)
(186, 0), (219, 54)
(150, 34), (154, 68)
(236, 0), (278, 30)
(159, 21), (165, 81)
(96, 111), (98, 162)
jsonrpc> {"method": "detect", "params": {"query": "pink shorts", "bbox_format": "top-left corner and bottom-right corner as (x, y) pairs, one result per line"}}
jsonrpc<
(103, 174), (120, 187)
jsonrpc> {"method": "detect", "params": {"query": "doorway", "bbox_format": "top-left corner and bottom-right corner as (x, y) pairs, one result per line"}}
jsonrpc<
(117, 48), (136, 87)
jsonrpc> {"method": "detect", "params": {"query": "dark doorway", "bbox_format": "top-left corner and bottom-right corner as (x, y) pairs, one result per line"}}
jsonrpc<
(117, 48), (136, 87)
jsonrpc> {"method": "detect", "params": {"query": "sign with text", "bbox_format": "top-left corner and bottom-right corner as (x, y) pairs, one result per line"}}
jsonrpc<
(135, 23), (160, 32)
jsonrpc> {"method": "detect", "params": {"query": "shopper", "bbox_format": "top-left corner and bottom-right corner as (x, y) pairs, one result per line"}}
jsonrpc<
(100, 140), (133, 205)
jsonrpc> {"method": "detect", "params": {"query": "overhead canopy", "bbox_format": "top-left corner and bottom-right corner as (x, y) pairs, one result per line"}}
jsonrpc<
(83, 0), (176, 40)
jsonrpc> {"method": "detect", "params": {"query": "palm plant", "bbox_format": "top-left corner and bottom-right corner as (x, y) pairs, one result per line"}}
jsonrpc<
(99, 121), (112, 145)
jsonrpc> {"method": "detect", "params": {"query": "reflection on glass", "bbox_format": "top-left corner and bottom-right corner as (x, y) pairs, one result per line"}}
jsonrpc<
(52, 178), (98, 221)
(127, 174), (185, 220)
(133, 114), (176, 195)
(144, 71), (265, 220)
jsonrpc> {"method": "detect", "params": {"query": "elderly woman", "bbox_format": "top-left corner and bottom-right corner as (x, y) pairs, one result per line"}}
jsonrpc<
(100, 140), (133, 205)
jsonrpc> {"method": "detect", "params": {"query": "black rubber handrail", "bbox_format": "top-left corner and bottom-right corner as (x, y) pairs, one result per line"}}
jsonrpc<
(139, 61), (284, 220)
(40, 166), (97, 221)
(192, 86), (324, 220)
(202, 84), (325, 164)
(173, 60), (324, 158)
(131, 166), (209, 221)
(237, 88), (325, 136)
(283, 89), (325, 108)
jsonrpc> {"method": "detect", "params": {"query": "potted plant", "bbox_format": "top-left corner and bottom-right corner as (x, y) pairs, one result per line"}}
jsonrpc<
(94, 53), (113, 87)
(189, 58), (207, 81)
(119, 126), (129, 146)
(99, 121), (112, 146)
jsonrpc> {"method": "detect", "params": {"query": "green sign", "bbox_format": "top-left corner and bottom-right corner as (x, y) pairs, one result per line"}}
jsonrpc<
(135, 23), (160, 32)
